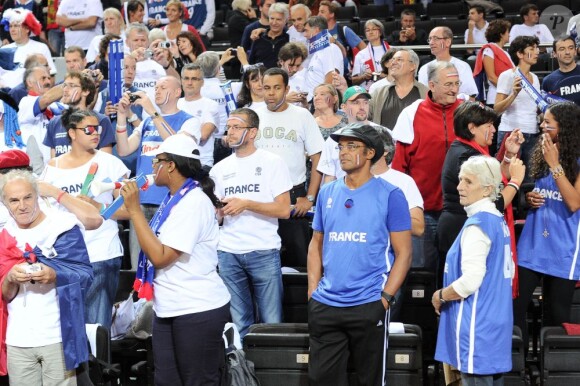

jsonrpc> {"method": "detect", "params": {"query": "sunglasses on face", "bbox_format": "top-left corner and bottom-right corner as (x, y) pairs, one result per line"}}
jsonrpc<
(75, 125), (102, 135)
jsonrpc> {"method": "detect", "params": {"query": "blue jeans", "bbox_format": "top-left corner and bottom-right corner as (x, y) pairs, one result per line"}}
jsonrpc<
(48, 29), (64, 56)
(85, 256), (122, 329)
(217, 249), (283, 338)
(461, 373), (504, 386)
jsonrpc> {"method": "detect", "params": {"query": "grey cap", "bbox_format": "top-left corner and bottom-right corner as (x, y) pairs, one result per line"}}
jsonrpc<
(330, 123), (384, 164)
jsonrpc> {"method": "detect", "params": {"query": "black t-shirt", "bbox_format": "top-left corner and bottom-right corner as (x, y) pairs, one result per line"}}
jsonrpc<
(380, 86), (421, 129)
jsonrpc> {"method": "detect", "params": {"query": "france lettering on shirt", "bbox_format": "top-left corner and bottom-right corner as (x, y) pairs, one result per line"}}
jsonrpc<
(224, 184), (260, 195)
(255, 127), (298, 142)
(560, 83), (580, 95)
(328, 231), (367, 243)
(534, 187), (563, 201)
(55, 145), (72, 155)
(61, 183), (83, 194)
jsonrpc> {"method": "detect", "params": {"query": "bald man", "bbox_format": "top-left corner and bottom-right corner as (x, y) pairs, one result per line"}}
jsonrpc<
(115, 75), (202, 269)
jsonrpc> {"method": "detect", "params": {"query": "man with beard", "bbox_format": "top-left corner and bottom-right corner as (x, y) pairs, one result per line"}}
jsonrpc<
(391, 61), (463, 273)
(278, 42), (308, 105)
(210, 107), (292, 339)
(307, 123), (412, 386)
(318, 86), (388, 183)
(43, 72), (115, 158)
(17, 66), (64, 168)
(255, 67), (324, 268)
(542, 35), (580, 106)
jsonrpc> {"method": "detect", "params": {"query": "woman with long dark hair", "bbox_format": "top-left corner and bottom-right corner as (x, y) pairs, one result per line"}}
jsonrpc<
(514, 102), (580, 349)
(122, 134), (230, 386)
(236, 64), (266, 110)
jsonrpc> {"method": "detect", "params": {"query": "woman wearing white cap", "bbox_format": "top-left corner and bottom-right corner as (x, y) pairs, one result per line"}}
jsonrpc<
(121, 133), (231, 386)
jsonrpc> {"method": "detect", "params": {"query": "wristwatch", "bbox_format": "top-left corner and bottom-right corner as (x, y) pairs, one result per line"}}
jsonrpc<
(381, 291), (396, 307)
(306, 195), (315, 203)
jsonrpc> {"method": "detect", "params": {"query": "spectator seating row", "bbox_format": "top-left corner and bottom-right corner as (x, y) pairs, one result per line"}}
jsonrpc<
(244, 323), (424, 386)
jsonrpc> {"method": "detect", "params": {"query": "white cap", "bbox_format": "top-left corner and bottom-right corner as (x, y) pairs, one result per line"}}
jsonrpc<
(145, 133), (200, 159)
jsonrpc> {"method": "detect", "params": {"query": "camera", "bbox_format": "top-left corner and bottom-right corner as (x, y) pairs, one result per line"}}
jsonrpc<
(371, 72), (381, 82)
(231, 48), (237, 55)
(159, 41), (171, 49)
(129, 94), (141, 103)
(24, 264), (41, 274)
(145, 49), (154, 59)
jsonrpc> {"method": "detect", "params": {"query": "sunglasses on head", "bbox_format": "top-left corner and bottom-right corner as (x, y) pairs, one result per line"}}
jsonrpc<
(75, 125), (102, 135)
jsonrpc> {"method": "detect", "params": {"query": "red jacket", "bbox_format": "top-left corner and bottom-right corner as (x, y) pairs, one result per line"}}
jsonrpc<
(392, 93), (462, 212)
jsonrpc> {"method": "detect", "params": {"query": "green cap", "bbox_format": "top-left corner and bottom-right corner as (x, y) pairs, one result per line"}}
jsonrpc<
(342, 86), (371, 102)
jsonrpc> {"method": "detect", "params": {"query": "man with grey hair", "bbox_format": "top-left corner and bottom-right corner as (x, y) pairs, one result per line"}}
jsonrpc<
(288, 4), (310, 44)
(418, 26), (478, 99)
(303, 16), (344, 100)
(249, 3), (290, 68)
(178, 63), (221, 167)
(370, 49), (428, 129)
(390, 61), (462, 272)
(197, 51), (231, 164)
(9, 54), (54, 106)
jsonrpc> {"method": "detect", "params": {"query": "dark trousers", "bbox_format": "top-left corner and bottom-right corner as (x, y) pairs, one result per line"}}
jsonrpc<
(152, 303), (230, 386)
(279, 183), (312, 268)
(308, 299), (387, 386)
(513, 266), (576, 352)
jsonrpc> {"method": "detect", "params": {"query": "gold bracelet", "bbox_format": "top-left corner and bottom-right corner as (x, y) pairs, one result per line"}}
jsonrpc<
(551, 165), (565, 180)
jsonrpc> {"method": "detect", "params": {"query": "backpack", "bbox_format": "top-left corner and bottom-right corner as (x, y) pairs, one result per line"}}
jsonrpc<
(224, 347), (260, 386)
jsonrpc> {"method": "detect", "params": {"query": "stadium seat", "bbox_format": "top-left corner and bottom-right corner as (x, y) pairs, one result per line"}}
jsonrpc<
(434, 18), (468, 38)
(536, 0), (570, 11)
(571, 286), (580, 324)
(426, 2), (467, 19)
(282, 272), (309, 323)
(358, 5), (391, 21)
(504, 326), (526, 386)
(342, 20), (361, 36)
(244, 323), (423, 386)
(541, 326), (580, 385)
(394, 3), (425, 18)
(499, 0), (535, 17)
(210, 26), (231, 50)
(335, 6), (357, 21)
(214, 9), (225, 26)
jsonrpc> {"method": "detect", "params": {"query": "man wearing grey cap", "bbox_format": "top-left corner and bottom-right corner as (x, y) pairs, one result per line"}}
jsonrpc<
(307, 123), (412, 386)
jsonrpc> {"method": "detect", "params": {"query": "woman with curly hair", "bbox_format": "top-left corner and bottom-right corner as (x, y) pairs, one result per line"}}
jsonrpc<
(235, 64), (266, 110)
(514, 102), (580, 349)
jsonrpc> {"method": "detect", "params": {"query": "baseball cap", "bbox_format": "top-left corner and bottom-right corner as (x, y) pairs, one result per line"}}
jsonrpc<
(342, 86), (371, 102)
(330, 123), (384, 163)
(0, 150), (30, 170)
(145, 134), (200, 159)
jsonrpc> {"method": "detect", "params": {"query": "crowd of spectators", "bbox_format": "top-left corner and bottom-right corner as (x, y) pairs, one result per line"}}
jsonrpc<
(0, 0), (579, 384)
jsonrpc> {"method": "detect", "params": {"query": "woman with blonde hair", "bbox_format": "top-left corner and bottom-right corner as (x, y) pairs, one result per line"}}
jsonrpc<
(87, 8), (125, 63)
(161, 0), (205, 49)
(313, 84), (347, 140)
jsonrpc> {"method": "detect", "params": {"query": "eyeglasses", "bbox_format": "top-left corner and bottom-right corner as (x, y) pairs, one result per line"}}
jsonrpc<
(152, 157), (171, 165)
(63, 83), (82, 89)
(225, 125), (253, 132)
(390, 58), (413, 64)
(337, 144), (367, 151)
(75, 125), (102, 135)
(435, 81), (462, 90)
(427, 36), (449, 43)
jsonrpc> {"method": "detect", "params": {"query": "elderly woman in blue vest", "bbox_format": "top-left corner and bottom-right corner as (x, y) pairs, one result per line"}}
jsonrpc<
(513, 102), (580, 350)
(432, 155), (513, 386)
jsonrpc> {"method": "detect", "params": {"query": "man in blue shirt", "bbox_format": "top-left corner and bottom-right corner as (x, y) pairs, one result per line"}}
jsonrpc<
(43, 71), (115, 158)
(307, 123), (412, 386)
(542, 35), (580, 106)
